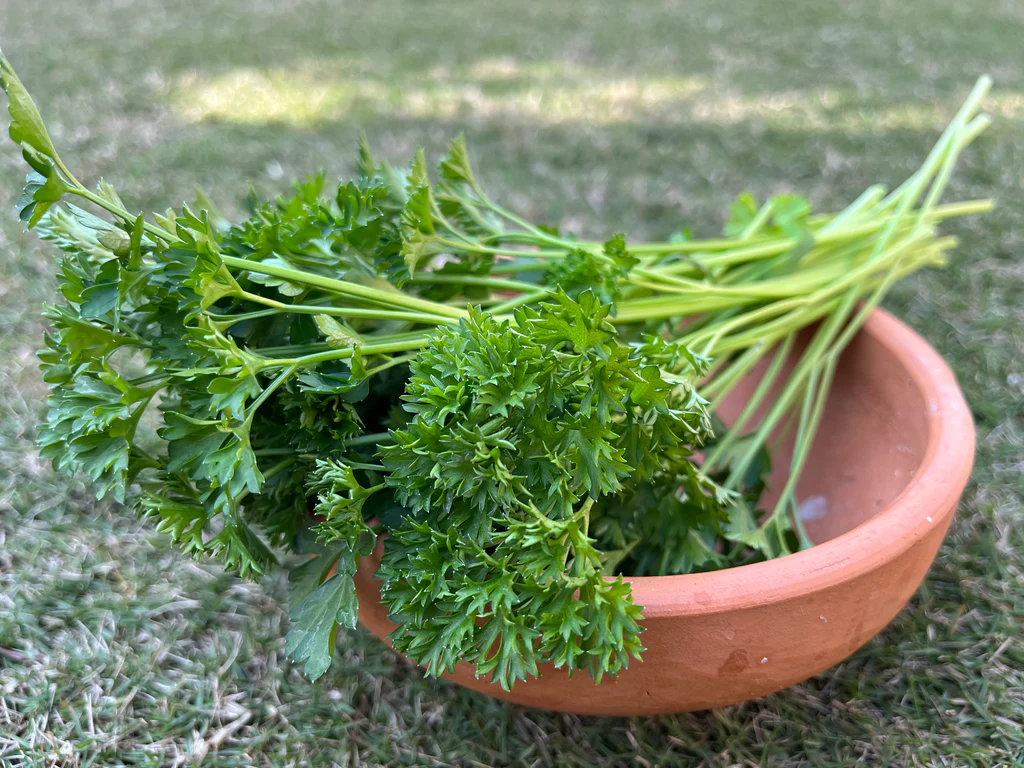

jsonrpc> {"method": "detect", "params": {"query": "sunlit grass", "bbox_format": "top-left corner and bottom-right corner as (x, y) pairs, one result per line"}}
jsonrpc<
(171, 59), (1024, 132)
(171, 62), (708, 126)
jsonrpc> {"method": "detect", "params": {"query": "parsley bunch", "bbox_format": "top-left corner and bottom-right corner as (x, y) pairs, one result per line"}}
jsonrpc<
(1, 49), (991, 687)
(373, 296), (723, 687)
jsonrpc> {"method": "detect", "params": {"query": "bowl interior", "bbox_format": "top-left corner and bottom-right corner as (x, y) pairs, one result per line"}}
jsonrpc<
(717, 325), (930, 545)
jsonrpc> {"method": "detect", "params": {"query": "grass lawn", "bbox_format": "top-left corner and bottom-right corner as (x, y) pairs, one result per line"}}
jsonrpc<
(1, 0), (1022, 765)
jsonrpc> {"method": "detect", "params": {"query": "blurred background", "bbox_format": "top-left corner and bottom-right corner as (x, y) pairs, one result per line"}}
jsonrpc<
(0, 0), (1021, 764)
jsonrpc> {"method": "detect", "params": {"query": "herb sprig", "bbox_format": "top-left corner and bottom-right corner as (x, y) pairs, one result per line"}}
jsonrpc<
(0, 48), (991, 687)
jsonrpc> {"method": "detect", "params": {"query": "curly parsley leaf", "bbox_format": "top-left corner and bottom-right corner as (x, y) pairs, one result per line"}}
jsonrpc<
(308, 458), (380, 556)
(544, 235), (637, 309)
(376, 292), (724, 687)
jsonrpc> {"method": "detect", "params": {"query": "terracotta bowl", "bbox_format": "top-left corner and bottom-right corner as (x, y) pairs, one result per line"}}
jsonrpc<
(352, 309), (975, 715)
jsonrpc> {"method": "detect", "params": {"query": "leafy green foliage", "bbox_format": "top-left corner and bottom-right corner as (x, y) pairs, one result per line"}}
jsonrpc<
(18, 168), (71, 226)
(0, 48), (57, 158)
(3, 50), (982, 692)
(724, 192), (760, 237)
(544, 235), (638, 309)
(1, 49), (75, 228)
(285, 554), (359, 680)
(0, 108), (741, 687)
(724, 191), (813, 241)
(281, 458), (386, 679)
(371, 293), (725, 687)
(307, 458), (379, 556)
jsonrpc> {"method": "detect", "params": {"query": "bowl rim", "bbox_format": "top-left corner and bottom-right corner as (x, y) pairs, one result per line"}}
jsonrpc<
(627, 308), (975, 618)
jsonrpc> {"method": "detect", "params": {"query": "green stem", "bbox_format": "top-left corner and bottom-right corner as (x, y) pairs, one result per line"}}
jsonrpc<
(640, 198), (988, 279)
(262, 457), (298, 482)
(489, 289), (551, 315)
(234, 291), (453, 325)
(682, 233), (939, 351)
(473, 192), (571, 248)
(704, 335), (794, 471)
(492, 260), (549, 273)
(575, 497), (595, 537)
(220, 255), (467, 320)
(408, 274), (538, 292)
(248, 364), (298, 417)
(700, 342), (767, 402)
(765, 353), (837, 552)
(364, 353), (417, 377)
(720, 287), (857, 493)
(124, 390), (160, 446)
(273, 337), (431, 368)
(342, 432), (395, 448)
(434, 191), (501, 235)
(69, 187), (178, 244)
(741, 199), (776, 239)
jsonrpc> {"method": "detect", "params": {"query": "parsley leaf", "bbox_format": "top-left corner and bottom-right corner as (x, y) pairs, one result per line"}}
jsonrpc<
(285, 556), (359, 681)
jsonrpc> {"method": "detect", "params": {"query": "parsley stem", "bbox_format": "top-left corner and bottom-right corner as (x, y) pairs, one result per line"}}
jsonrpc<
(473, 194), (570, 248)
(710, 93), (981, 513)
(489, 289), (551, 315)
(364, 353), (416, 377)
(220, 255), (467, 320)
(252, 342), (330, 357)
(489, 261), (547, 273)
(232, 292), (453, 325)
(68, 186), (179, 244)
(408, 274), (538, 292)
(248, 364), (298, 416)
(434, 192), (500, 235)
(772, 356), (837, 551)
(254, 448), (297, 457)
(576, 498), (595, 537)
(274, 337), (431, 368)
(703, 335), (794, 471)
(341, 432), (393, 448)
(620, 198), (989, 275)
(432, 235), (500, 255)
(700, 342), (766, 403)
(616, 231), (940, 329)
(124, 388), (160, 437)
(262, 457), (297, 482)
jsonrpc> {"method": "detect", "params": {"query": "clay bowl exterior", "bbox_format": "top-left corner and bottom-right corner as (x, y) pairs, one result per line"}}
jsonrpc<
(352, 309), (975, 715)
